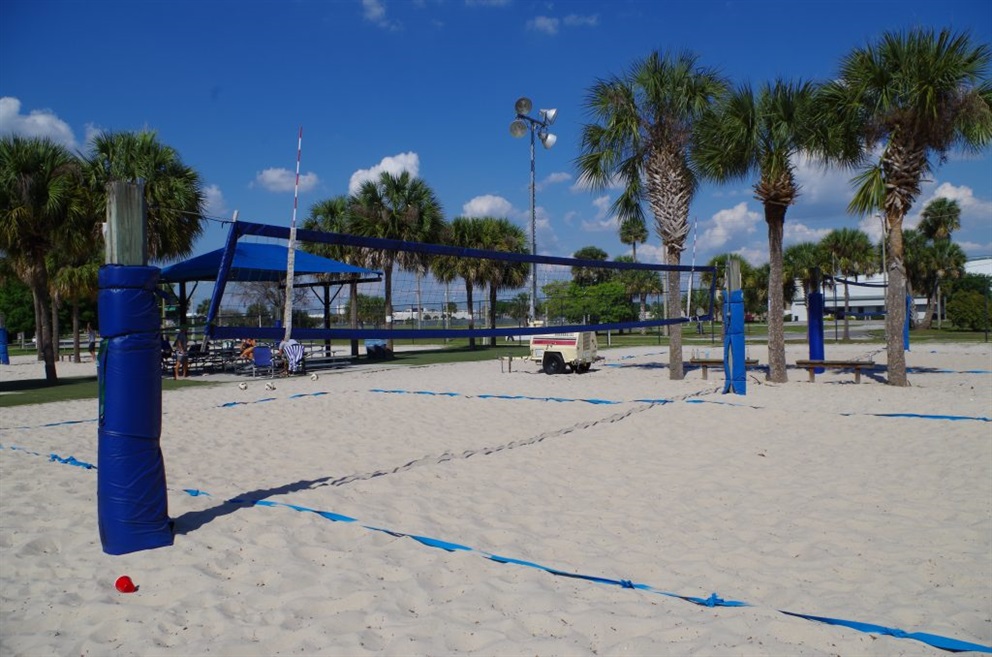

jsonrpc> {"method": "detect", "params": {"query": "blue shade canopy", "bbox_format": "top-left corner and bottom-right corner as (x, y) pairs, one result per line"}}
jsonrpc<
(159, 242), (379, 283)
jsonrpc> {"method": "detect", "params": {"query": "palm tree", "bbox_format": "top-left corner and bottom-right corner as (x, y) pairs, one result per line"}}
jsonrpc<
(51, 258), (100, 362)
(303, 196), (356, 262)
(0, 136), (85, 383)
(784, 242), (827, 315)
(916, 197), (964, 329)
(615, 255), (662, 333)
(901, 228), (929, 328)
(819, 28), (992, 386)
(479, 217), (529, 346)
(918, 197), (962, 242)
(577, 50), (727, 379)
(302, 195), (367, 355)
(571, 245), (611, 286)
(444, 216), (487, 349)
(919, 239), (968, 329)
(618, 216), (649, 262)
(819, 227), (876, 340)
(349, 171), (444, 350)
(704, 253), (756, 321)
(693, 80), (818, 382)
(85, 130), (205, 263)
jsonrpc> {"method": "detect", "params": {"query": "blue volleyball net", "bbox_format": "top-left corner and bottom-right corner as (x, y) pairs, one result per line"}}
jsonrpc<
(200, 220), (717, 345)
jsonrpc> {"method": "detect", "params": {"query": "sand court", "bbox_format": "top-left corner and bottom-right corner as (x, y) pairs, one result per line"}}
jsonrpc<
(1, 343), (990, 655)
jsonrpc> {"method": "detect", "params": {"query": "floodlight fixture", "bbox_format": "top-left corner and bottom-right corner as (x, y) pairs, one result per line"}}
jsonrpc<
(509, 96), (558, 322)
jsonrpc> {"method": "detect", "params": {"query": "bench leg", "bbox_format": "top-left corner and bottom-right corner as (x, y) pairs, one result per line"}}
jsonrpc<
(807, 368), (815, 383)
(701, 365), (708, 380)
(854, 368), (861, 384)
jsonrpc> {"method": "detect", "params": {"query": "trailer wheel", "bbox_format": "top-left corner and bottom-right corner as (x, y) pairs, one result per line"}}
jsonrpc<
(543, 353), (566, 375)
(576, 362), (590, 374)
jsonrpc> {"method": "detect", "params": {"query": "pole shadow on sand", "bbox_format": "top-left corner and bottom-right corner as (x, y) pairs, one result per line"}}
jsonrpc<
(172, 475), (333, 535)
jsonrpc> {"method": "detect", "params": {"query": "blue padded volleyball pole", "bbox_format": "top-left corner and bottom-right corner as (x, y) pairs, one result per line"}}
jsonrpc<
(97, 266), (172, 554)
(721, 258), (746, 395)
(97, 182), (172, 555)
(808, 291), (825, 373)
(722, 288), (746, 395)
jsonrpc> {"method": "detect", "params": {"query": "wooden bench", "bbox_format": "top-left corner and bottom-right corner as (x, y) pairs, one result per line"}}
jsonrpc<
(795, 359), (876, 384)
(689, 358), (758, 380)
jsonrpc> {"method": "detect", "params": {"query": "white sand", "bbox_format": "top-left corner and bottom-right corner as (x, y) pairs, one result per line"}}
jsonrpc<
(1, 343), (990, 656)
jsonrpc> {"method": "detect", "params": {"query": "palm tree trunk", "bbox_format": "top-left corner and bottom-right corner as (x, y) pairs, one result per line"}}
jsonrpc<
(885, 215), (909, 386)
(32, 289), (42, 361)
(30, 258), (58, 382)
(488, 285), (498, 347)
(843, 284), (851, 341)
(349, 280), (359, 357)
(465, 282), (475, 350)
(71, 300), (81, 363)
(920, 287), (937, 330)
(765, 204), (788, 383)
(383, 261), (394, 351)
(666, 248), (683, 380)
(50, 295), (60, 363)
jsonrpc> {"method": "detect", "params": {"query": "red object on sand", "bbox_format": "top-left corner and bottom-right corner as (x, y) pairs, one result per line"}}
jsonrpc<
(115, 575), (136, 593)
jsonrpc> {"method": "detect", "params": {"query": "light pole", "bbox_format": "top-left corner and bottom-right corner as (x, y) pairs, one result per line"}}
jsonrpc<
(510, 96), (557, 323)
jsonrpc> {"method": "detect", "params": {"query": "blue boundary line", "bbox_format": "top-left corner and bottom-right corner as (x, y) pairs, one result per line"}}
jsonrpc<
(4, 444), (989, 654)
(5, 387), (989, 430)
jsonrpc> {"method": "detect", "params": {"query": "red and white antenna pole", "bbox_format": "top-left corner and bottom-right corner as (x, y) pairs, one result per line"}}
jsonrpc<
(282, 126), (303, 343)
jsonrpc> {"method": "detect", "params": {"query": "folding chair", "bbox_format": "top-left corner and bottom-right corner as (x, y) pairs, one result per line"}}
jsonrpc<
(251, 346), (275, 378)
(282, 341), (305, 375)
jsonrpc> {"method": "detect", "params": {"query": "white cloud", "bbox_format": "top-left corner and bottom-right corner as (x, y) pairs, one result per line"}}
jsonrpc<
(792, 153), (855, 205)
(202, 184), (227, 216)
(536, 171), (572, 191)
(348, 152), (420, 195)
(927, 181), (992, 216)
(526, 13), (597, 35)
(633, 242), (666, 265)
(577, 195), (617, 233)
(254, 168), (320, 193)
(784, 220), (831, 245)
(530, 206), (560, 254)
(0, 97), (78, 149)
(462, 194), (513, 218)
(526, 16), (559, 35)
(362, 0), (386, 21)
(592, 195), (610, 220)
(362, 0), (400, 30)
(563, 14), (598, 27)
(733, 246), (769, 266)
(698, 202), (761, 252)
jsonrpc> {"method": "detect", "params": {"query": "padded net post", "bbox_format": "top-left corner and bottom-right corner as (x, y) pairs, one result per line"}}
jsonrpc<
(808, 291), (825, 373)
(97, 265), (172, 555)
(722, 289), (746, 395)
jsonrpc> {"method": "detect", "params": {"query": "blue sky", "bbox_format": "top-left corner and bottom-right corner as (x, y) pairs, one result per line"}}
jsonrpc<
(2, 0), (991, 274)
